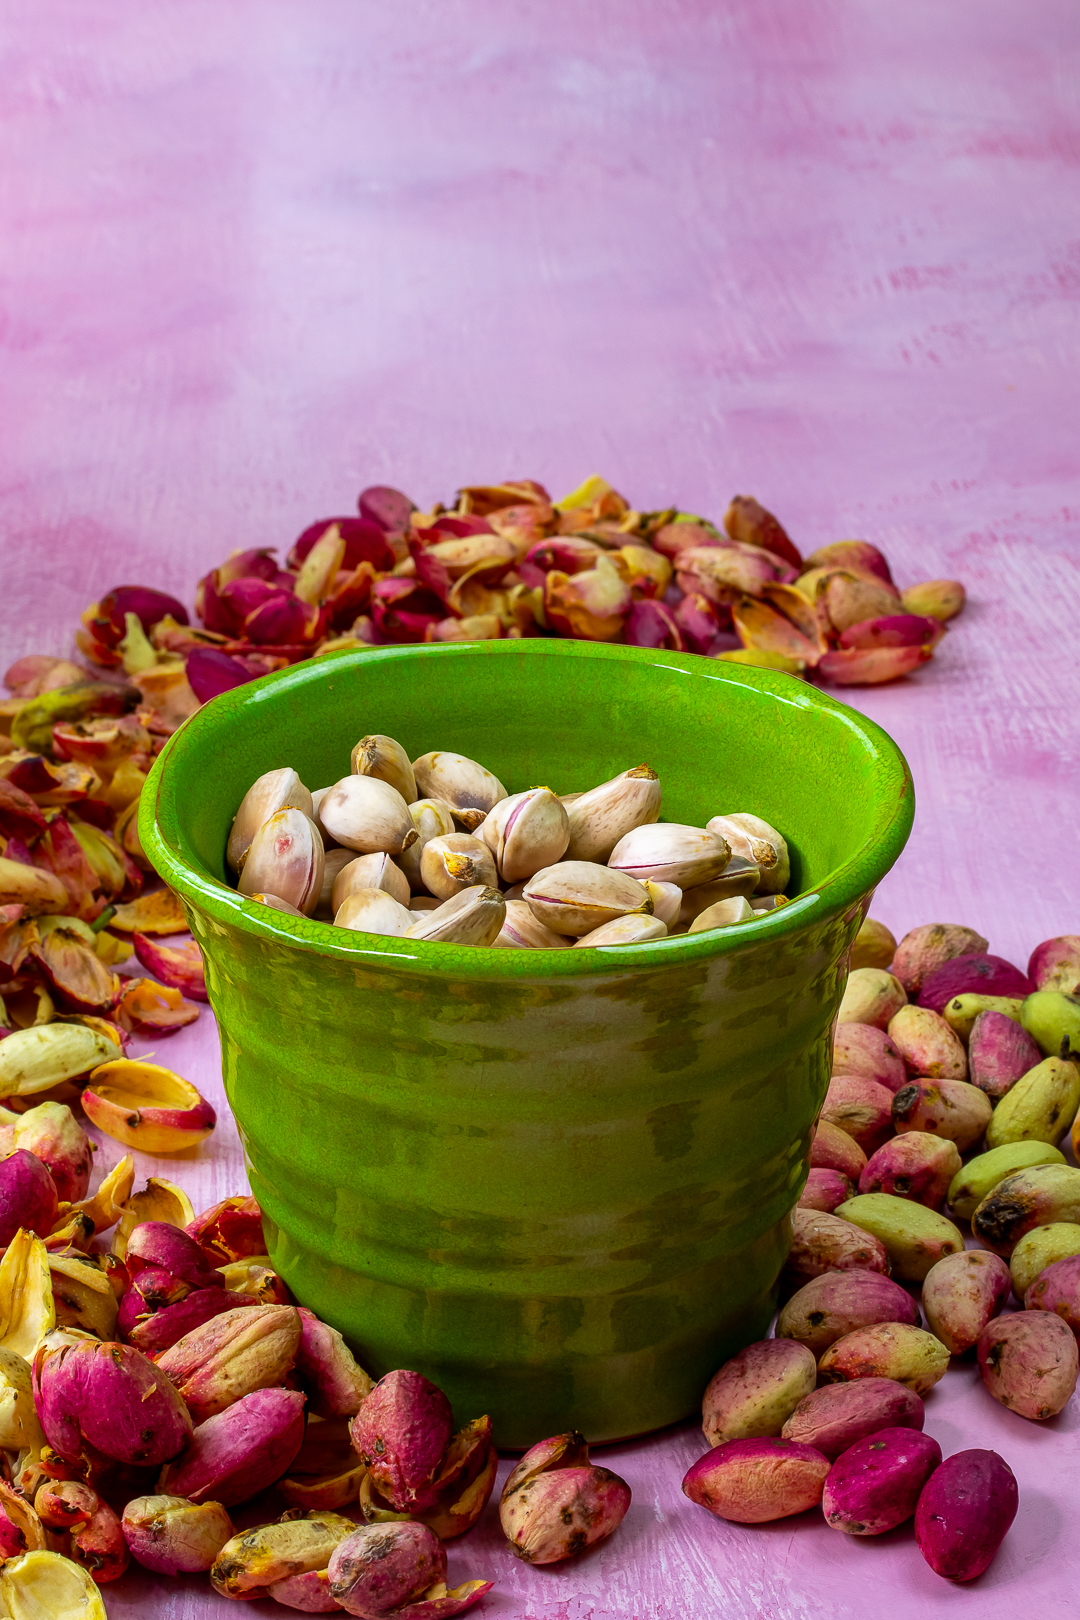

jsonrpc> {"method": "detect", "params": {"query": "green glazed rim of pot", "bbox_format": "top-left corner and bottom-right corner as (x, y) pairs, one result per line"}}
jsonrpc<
(142, 640), (914, 981)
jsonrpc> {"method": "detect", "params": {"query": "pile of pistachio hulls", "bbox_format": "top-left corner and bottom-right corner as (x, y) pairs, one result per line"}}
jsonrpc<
(227, 738), (791, 949)
(681, 922), (1080, 1583)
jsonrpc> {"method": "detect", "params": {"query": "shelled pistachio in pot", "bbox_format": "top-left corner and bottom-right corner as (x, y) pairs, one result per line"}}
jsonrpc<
(334, 890), (415, 937)
(350, 734), (417, 804)
(492, 900), (571, 950)
(227, 768), (314, 875)
(411, 751), (507, 832)
(479, 788), (570, 883)
(678, 858), (760, 923)
(642, 880), (682, 928)
(701, 1341), (817, 1445)
(575, 915), (669, 947)
(921, 1250), (1011, 1355)
(563, 765), (661, 863)
(706, 813), (790, 894)
(237, 808), (324, 916)
(420, 834), (498, 900)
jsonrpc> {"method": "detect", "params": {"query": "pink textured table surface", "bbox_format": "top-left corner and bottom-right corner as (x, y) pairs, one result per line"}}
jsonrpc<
(3, 1), (1080, 1616)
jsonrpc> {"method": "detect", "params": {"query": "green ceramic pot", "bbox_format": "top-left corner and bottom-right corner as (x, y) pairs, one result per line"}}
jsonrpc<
(143, 640), (912, 1446)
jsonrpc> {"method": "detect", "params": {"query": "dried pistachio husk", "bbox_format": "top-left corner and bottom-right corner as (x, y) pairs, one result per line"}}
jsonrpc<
(350, 735), (417, 805)
(491, 900), (571, 950)
(0, 1025), (117, 1097)
(608, 823), (731, 889)
(688, 896), (756, 934)
(238, 809), (324, 916)
(404, 886), (506, 947)
(331, 852), (410, 915)
(411, 753), (507, 832)
(83, 1060), (216, 1153)
(48, 1254), (119, 1341)
(318, 777), (417, 856)
(574, 915), (669, 948)
(396, 798), (457, 891)
(294, 526), (347, 605)
(522, 863), (652, 937)
(0, 1346), (44, 1453)
(112, 1178), (195, 1261)
(108, 889), (189, 935)
(279, 1416), (367, 1512)
(0, 858), (68, 915)
(334, 890), (415, 938)
(211, 1510), (356, 1600)
(0, 1550), (107, 1619)
(31, 930), (119, 1015)
(131, 934), (207, 1001)
(113, 977), (201, 1034)
(564, 765), (661, 863)
(707, 812), (790, 895)
(65, 1155), (135, 1239)
(226, 768), (314, 874)
(478, 788), (570, 883)
(0, 1231), (56, 1361)
(731, 596), (823, 666)
(419, 834), (498, 901)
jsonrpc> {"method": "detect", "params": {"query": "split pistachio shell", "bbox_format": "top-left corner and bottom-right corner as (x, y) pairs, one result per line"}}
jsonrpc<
(331, 853), (410, 915)
(411, 751), (507, 832)
(238, 809), (325, 917)
(0, 1347), (43, 1453)
(678, 858), (760, 922)
(0, 857), (69, 915)
(49, 1253), (119, 1341)
(318, 777), (418, 856)
(404, 885), (506, 947)
(111, 1177), (195, 1260)
(122, 1494), (235, 1575)
(397, 797), (457, 889)
(563, 765), (662, 863)
(420, 834), (498, 900)
(212, 1511), (356, 1600)
(984, 1056), (1080, 1148)
(478, 788), (570, 883)
(688, 896), (754, 934)
(0, 1024), (117, 1097)
(642, 880), (682, 928)
(574, 915), (668, 948)
(279, 1417), (367, 1512)
(522, 862), (651, 937)
(334, 889), (415, 938)
(227, 769), (314, 874)
(947, 1141), (1065, 1221)
(838, 968), (908, 1028)
(0, 1232), (56, 1361)
(350, 735), (417, 805)
(705, 813), (790, 894)
(835, 1193), (964, 1281)
(1009, 1223), (1080, 1300)
(0, 1550), (107, 1619)
(492, 901), (572, 950)
(83, 1060), (216, 1153)
(609, 822), (731, 889)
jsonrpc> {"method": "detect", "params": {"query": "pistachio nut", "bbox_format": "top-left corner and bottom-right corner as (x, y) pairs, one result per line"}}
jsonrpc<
(835, 1193), (964, 1281)
(786, 1208), (888, 1279)
(702, 1340), (817, 1446)
(411, 751), (507, 831)
(4, 1102), (93, 1206)
(317, 776), (418, 856)
(296, 1308), (373, 1420)
(574, 915), (669, 947)
(563, 764), (661, 863)
(0, 1550), (107, 1620)
(522, 862), (651, 937)
(776, 1271), (920, 1357)
(33, 1333), (191, 1467)
(782, 1379), (924, 1462)
(35, 1480), (129, 1583)
(491, 900), (571, 950)
(211, 1510), (356, 1600)
(1009, 1222), (1080, 1300)
(705, 812), (789, 894)
(331, 852), (411, 915)
(977, 1311), (1077, 1420)
(1028, 935), (1080, 994)
(887, 1005), (967, 1080)
(967, 1009), (1042, 1098)
(920, 1249), (1011, 1355)
(678, 857), (760, 922)
(327, 1522), (447, 1615)
(688, 896), (755, 934)
(156, 1304), (302, 1423)
(500, 1431), (631, 1564)
(420, 833), (498, 900)
(797, 1168), (854, 1213)
(159, 1387), (307, 1506)
(334, 889), (415, 938)
(350, 734), (417, 804)
(985, 1056), (1080, 1148)
(122, 1494), (235, 1575)
(226, 768), (314, 875)
(237, 808), (324, 916)
(609, 822), (731, 889)
(0, 1151), (58, 1246)
(681, 1438), (828, 1526)
(404, 885), (506, 946)
(397, 797), (457, 890)
(833, 1024), (907, 1093)
(642, 880), (682, 928)
(890, 923), (988, 996)
(850, 916), (897, 972)
(349, 1368), (452, 1514)
(751, 894), (789, 913)
(357, 1414), (497, 1542)
(1021, 989), (1080, 1060)
(946, 1140), (1065, 1221)
(478, 788), (570, 883)
(900, 578), (966, 621)
(858, 1132), (961, 1211)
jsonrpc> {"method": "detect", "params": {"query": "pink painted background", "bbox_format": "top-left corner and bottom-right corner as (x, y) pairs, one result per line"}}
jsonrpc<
(2, 0), (1080, 1614)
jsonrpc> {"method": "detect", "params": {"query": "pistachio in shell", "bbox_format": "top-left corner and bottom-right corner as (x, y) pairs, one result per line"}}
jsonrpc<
(237, 808), (324, 916)
(351, 734), (417, 804)
(522, 861), (651, 937)
(226, 768), (314, 874)
(317, 776), (418, 857)
(411, 752), (507, 832)
(563, 764), (661, 864)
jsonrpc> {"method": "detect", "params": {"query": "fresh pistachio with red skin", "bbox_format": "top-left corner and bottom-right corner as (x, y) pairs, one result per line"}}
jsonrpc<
(858, 1132), (961, 1210)
(823, 1428), (942, 1537)
(702, 1340), (817, 1445)
(1027, 935), (1080, 994)
(976, 1311), (1079, 1419)
(832, 1023), (907, 1093)
(890, 924), (988, 996)
(921, 1250), (1011, 1355)
(887, 1005), (967, 1080)
(0, 1150), (59, 1245)
(967, 1010), (1042, 1098)
(297, 1308), (374, 1420)
(33, 1333), (192, 1467)
(809, 1120), (867, 1182)
(683, 1437), (829, 1524)
(328, 1520), (493, 1618)
(777, 1271), (921, 1357)
(35, 1480), (129, 1583)
(500, 1431), (631, 1563)
(786, 1209), (889, 1279)
(818, 1323), (950, 1395)
(0, 1103), (94, 1205)
(820, 1075), (895, 1155)
(914, 1450), (1017, 1581)
(837, 969), (907, 1029)
(156, 1304), (302, 1424)
(918, 954), (1033, 1015)
(783, 1378), (925, 1461)
(349, 1370), (453, 1515)
(891, 1078), (991, 1153)
(122, 1494), (235, 1575)
(797, 1168), (854, 1213)
(159, 1387), (307, 1506)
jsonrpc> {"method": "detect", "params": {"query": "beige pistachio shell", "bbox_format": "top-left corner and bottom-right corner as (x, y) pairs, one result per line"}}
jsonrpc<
(689, 896), (755, 934)
(331, 853), (411, 915)
(404, 885), (506, 946)
(397, 797), (458, 889)
(318, 777), (417, 856)
(227, 769), (314, 875)
(492, 900), (572, 950)
(642, 880), (682, 928)
(608, 823), (731, 889)
(411, 751), (507, 831)
(316, 848), (357, 916)
(478, 789), (570, 883)
(333, 890), (415, 938)
(563, 765), (662, 863)
(678, 858), (760, 923)
(522, 862), (652, 937)
(237, 809), (324, 916)
(706, 813), (790, 895)
(350, 735), (417, 805)
(574, 915), (669, 948)
(420, 833), (498, 900)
